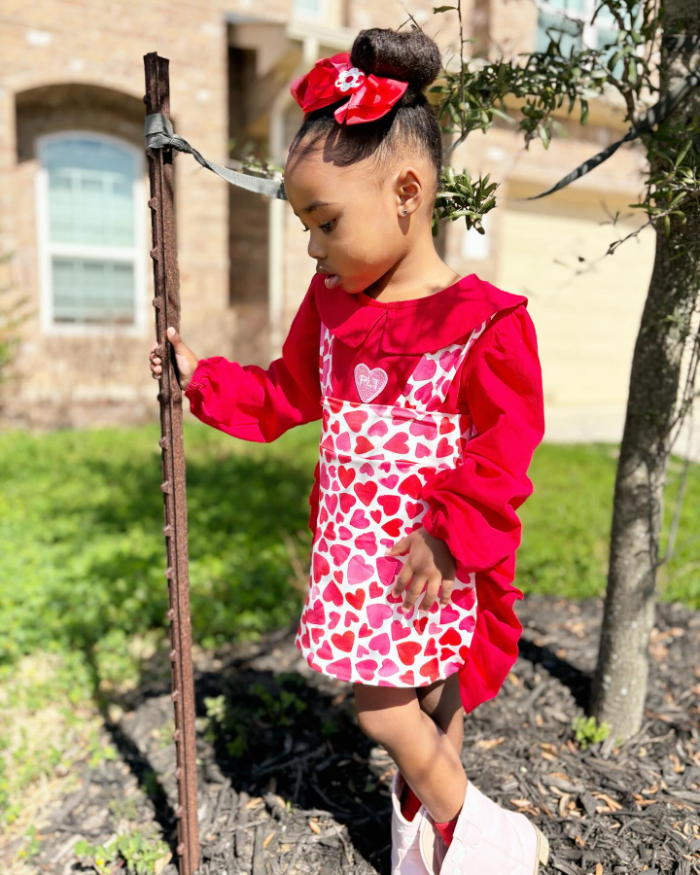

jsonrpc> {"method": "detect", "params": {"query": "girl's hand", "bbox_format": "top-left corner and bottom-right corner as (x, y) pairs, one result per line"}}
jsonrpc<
(385, 527), (457, 613)
(149, 326), (199, 391)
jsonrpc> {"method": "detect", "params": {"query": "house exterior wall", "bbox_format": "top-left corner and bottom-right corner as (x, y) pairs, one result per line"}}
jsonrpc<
(0, 0), (657, 445)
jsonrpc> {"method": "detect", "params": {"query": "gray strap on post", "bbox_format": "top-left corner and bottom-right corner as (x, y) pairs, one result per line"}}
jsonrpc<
(145, 113), (287, 201)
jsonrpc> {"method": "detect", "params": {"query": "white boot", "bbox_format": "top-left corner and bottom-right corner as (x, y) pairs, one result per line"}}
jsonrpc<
(418, 779), (549, 875)
(390, 770), (431, 874)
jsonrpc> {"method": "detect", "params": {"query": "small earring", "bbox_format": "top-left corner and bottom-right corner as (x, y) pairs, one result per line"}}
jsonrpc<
(402, 209), (408, 216)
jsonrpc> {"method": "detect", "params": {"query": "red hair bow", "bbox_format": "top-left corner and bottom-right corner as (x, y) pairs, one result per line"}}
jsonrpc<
(289, 51), (408, 125)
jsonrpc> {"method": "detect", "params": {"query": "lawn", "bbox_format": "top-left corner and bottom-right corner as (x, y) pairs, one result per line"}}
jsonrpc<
(2, 422), (698, 685)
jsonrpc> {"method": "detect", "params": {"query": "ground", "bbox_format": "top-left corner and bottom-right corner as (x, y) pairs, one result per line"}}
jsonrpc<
(1, 595), (698, 875)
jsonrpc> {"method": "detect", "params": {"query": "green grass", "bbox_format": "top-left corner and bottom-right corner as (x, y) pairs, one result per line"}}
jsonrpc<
(1, 424), (698, 689)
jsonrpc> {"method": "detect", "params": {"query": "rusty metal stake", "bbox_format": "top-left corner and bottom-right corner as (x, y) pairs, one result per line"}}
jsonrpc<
(143, 52), (200, 875)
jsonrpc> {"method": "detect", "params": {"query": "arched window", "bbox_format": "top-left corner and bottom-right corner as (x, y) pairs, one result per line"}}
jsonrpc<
(36, 132), (145, 332)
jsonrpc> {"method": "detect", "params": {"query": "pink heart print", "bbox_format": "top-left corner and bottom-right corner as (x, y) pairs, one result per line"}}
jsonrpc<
(354, 363), (388, 402)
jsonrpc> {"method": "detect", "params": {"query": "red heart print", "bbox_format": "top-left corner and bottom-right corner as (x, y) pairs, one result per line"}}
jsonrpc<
(344, 612), (359, 627)
(398, 475), (422, 499)
(344, 410), (369, 432)
(358, 623), (373, 638)
(331, 630), (355, 652)
(370, 510), (382, 523)
(325, 494), (338, 514)
(440, 647), (455, 662)
(331, 421), (340, 434)
(376, 557), (401, 586)
(413, 615), (428, 635)
(356, 659), (377, 681)
(329, 398), (343, 413)
(440, 605), (460, 624)
(354, 481), (378, 507)
(327, 657), (352, 681)
(436, 437), (453, 458)
(330, 545), (350, 566)
(339, 526), (352, 540)
(369, 581), (384, 598)
(355, 532), (377, 555)
(367, 604), (392, 628)
(357, 644), (370, 657)
(368, 419), (388, 437)
(328, 611), (341, 630)
(339, 494), (357, 514)
(379, 474), (399, 489)
(336, 431), (351, 452)
(425, 638), (438, 657)
(347, 555), (373, 585)
(338, 466), (355, 488)
(377, 495), (401, 515)
(381, 518), (402, 537)
(416, 443), (431, 458)
(350, 509), (370, 529)
(378, 658), (399, 677)
(384, 433), (409, 454)
(317, 640), (333, 660)
(419, 657), (440, 680)
(391, 620), (411, 641)
(440, 416), (456, 434)
(355, 436), (375, 454)
(414, 382), (434, 404)
(399, 670), (415, 684)
(406, 501), (424, 520)
(459, 615), (476, 632)
(346, 589), (366, 610)
(409, 417), (437, 439)
(439, 627), (461, 647)
(369, 632), (390, 655)
(412, 357), (437, 381)
(311, 627), (324, 644)
(438, 348), (460, 371)
(313, 554), (330, 583)
(322, 580), (344, 606)
(397, 641), (422, 665)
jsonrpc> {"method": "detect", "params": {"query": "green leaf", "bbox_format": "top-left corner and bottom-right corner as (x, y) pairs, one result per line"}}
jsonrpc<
(433, 4), (457, 11)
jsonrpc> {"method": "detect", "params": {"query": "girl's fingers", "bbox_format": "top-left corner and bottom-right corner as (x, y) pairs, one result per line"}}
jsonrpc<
(439, 578), (455, 607)
(393, 562), (413, 595)
(417, 575), (443, 613)
(401, 574), (429, 610)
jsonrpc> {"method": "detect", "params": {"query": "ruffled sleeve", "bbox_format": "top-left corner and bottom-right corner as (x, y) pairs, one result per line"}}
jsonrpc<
(421, 305), (545, 575)
(184, 279), (322, 442)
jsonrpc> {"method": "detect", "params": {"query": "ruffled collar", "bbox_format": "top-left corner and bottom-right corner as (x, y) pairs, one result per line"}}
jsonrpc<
(313, 272), (528, 354)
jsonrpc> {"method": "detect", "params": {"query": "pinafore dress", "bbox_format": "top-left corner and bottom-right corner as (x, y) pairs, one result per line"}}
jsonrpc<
(294, 314), (494, 687)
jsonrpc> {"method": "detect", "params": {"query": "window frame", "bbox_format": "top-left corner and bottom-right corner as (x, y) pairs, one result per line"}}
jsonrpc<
(292, 0), (328, 21)
(534, 0), (644, 83)
(35, 130), (147, 337)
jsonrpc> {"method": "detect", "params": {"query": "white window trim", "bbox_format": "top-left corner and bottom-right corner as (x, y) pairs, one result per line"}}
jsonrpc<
(35, 130), (147, 337)
(292, 0), (327, 22)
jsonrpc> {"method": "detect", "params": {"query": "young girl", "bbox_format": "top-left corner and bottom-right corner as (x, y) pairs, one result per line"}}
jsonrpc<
(149, 27), (547, 875)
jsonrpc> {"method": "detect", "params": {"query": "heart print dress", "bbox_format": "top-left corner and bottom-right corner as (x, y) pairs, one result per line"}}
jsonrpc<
(185, 272), (545, 713)
(293, 317), (493, 687)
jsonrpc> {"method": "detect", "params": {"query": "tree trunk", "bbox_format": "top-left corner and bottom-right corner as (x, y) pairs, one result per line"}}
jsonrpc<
(591, 0), (700, 742)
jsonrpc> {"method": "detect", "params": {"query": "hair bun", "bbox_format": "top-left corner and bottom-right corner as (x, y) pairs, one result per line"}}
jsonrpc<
(350, 28), (441, 93)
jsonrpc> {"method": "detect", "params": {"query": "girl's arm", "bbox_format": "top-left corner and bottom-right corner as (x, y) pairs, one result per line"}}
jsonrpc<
(184, 280), (322, 442)
(421, 305), (545, 574)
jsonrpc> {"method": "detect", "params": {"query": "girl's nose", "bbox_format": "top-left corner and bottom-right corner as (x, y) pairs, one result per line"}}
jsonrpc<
(307, 234), (326, 261)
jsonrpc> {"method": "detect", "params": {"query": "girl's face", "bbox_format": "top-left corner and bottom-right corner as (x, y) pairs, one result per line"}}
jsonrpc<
(283, 141), (431, 295)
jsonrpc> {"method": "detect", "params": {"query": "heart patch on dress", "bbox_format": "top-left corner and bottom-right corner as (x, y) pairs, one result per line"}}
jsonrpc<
(354, 363), (388, 403)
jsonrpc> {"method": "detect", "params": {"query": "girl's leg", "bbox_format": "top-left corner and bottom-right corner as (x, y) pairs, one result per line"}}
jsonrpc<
(416, 673), (464, 756)
(354, 682), (467, 824)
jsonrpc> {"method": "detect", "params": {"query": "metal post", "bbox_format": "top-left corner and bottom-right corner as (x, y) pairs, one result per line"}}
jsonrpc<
(143, 51), (200, 875)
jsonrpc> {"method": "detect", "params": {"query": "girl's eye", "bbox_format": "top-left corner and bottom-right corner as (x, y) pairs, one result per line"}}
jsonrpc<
(301, 220), (335, 233)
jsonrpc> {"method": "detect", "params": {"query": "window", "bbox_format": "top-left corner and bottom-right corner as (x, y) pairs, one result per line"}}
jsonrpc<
(36, 132), (145, 333)
(535, 0), (641, 81)
(293, 0), (325, 19)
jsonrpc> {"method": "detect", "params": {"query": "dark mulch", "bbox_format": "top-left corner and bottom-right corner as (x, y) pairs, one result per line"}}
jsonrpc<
(22, 596), (700, 874)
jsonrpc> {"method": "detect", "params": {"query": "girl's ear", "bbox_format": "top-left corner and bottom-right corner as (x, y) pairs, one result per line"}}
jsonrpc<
(396, 165), (423, 217)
